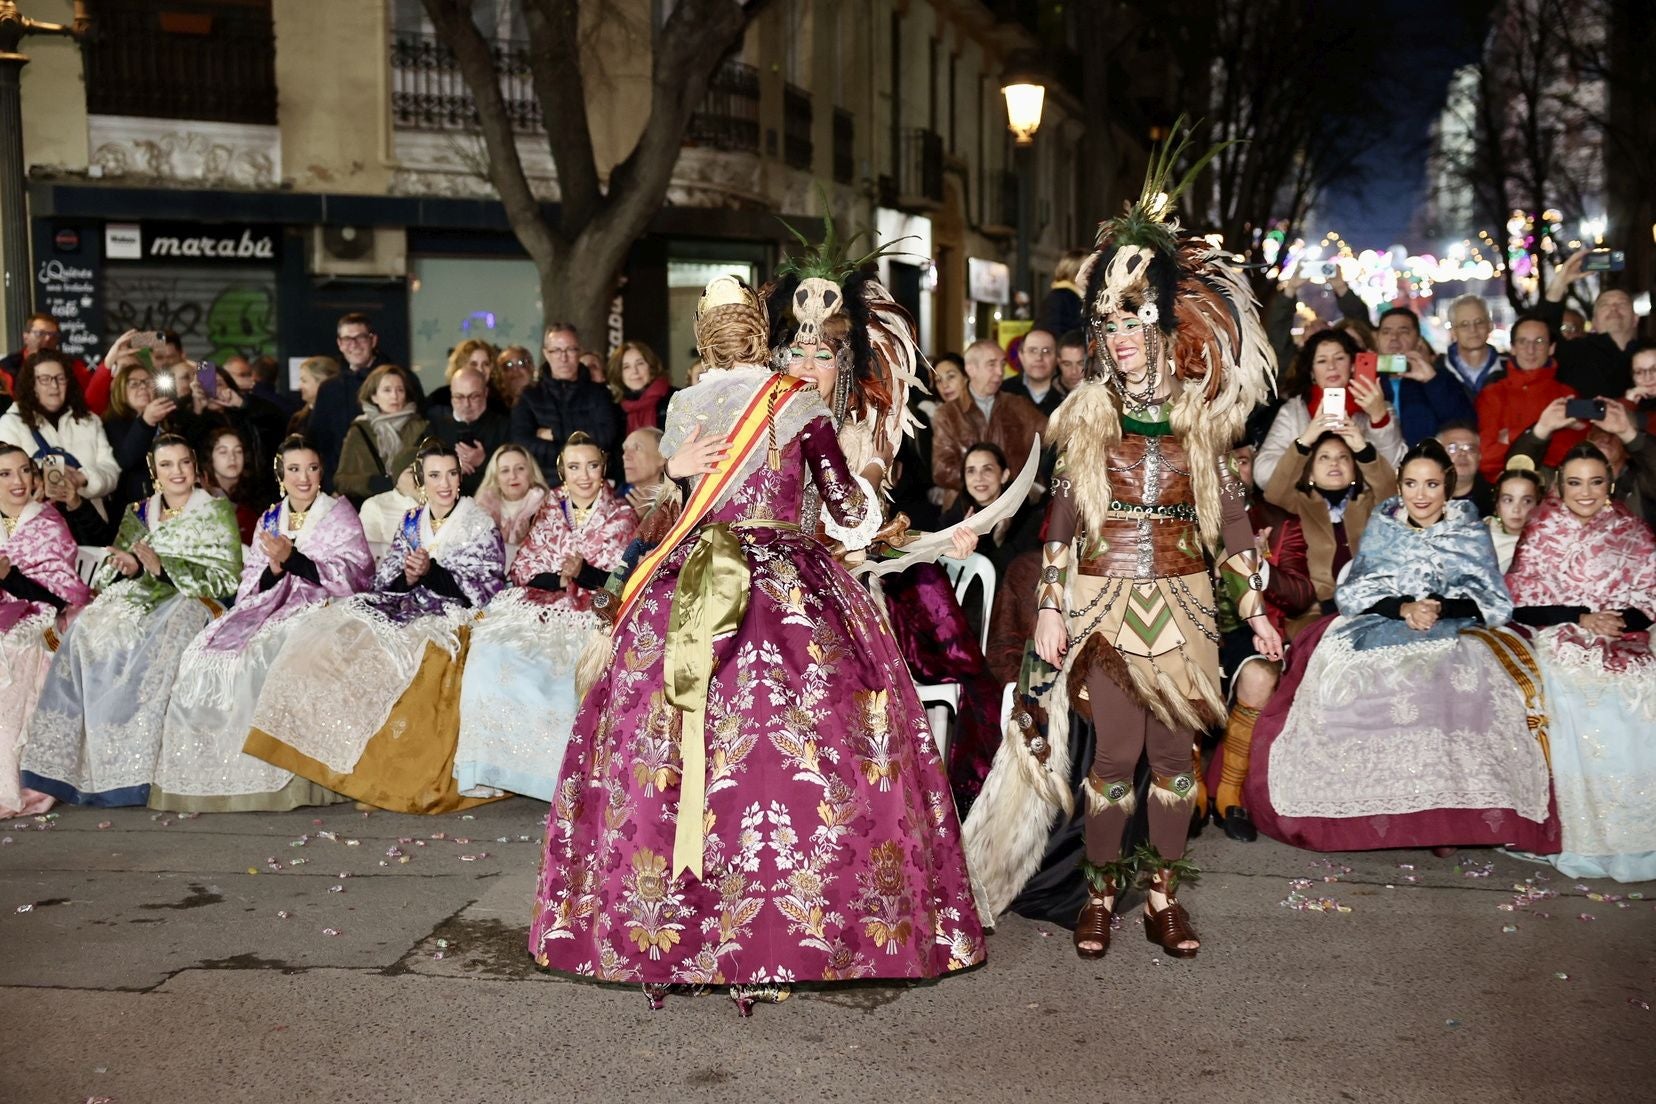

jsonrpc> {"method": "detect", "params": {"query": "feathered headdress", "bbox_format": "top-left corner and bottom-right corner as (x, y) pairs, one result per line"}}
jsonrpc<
(1052, 117), (1277, 548)
(764, 188), (926, 482)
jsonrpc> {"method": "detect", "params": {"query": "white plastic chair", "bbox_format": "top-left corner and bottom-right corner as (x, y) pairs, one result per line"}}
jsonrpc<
(915, 552), (998, 759)
(74, 545), (106, 586)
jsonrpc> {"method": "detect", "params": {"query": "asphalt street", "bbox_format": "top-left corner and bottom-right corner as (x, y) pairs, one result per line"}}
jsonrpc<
(2, 799), (1652, 1104)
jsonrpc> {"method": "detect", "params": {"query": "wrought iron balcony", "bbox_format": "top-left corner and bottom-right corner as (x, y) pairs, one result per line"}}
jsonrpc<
(390, 31), (542, 133)
(84, 0), (277, 125)
(783, 83), (813, 171)
(685, 59), (761, 154)
(890, 127), (944, 211)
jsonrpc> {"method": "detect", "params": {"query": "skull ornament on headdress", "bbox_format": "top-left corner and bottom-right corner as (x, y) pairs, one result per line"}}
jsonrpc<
(763, 187), (927, 487)
(790, 278), (842, 345)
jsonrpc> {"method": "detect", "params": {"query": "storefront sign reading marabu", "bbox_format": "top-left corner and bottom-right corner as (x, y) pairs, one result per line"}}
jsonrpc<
(105, 222), (281, 264)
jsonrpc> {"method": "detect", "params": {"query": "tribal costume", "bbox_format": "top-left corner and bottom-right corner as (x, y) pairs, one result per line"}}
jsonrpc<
(963, 125), (1276, 958)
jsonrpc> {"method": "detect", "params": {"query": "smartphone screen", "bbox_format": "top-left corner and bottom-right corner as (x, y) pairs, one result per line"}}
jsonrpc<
(196, 362), (218, 399)
(1321, 386), (1347, 422)
(1376, 354), (1409, 375)
(1583, 249), (1626, 273)
(1564, 398), (1605, 421)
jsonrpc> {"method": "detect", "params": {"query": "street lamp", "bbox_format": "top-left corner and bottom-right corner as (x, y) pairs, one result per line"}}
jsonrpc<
(1001, 61), (1046, 313)
(0, 1), (91, 340)
(1002, 82), (1045, 147)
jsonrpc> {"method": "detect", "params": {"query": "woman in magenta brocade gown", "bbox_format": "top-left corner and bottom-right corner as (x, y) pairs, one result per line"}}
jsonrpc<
(528, 278), (985, 1008)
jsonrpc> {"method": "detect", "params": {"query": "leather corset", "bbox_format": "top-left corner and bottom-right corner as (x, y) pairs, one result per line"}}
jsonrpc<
(1079, 432), (1206, 578)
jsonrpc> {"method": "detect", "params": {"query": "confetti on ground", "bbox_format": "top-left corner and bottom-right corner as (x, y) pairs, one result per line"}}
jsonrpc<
(1554, 972), (1570, 980)
(328, 885), (345, 894)
(1445, 1019), (1462, 1028)
(1501, 925), (1518, 933)
(321, 928), (342, 937)
(97, 821), (111, 830)
(1630, 999), (1650, 1011)
(276, 911), (291, 919)
(15, 904), (33, 913)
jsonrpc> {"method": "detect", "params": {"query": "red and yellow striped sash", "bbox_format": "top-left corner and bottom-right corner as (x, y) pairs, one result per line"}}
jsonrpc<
(616, 374), (806, 625)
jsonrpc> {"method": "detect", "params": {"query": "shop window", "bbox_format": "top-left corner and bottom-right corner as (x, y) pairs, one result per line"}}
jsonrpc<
(409, 257), (544, 390)
(84, 0), (277, 126)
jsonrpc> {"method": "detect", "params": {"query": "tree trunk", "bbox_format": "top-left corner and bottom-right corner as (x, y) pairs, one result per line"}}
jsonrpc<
(423, 0), (760, 349)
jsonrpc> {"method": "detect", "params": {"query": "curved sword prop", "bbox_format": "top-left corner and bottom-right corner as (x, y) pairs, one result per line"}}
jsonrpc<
(852, 436), (1042, 578)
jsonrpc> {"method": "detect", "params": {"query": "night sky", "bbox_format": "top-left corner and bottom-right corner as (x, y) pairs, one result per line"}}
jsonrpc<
(1314, 0), (1494, 250)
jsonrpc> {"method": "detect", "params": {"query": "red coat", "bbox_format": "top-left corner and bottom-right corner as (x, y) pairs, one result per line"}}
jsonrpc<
(1475, 361), (1586, 480)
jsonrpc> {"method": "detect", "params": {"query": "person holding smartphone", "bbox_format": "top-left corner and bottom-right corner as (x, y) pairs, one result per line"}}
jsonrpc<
(1540, 248), (1649, 400)
(1508, 394), (1656, 529)
(0, 352), (120, 537)
(1475, 315), (1588, 479)
(1253, 330), (1406, 488)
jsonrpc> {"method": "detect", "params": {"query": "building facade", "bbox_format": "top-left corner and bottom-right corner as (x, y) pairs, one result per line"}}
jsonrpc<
(12, 0), (1091, 387)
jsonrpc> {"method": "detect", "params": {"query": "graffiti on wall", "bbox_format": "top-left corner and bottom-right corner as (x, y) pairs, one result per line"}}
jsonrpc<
(103, 265), (277, 364)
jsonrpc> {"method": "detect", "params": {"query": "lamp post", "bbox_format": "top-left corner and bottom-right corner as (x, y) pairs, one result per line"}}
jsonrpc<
(1001, 70), (1046, 313)
(0, 1), (90, 339)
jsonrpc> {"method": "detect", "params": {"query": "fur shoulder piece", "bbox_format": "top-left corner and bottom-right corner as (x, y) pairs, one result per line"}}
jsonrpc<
(1046, 381), (1121, 544)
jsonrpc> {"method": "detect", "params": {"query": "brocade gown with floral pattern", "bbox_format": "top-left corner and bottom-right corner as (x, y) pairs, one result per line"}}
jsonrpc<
(529, 384), (986, 987)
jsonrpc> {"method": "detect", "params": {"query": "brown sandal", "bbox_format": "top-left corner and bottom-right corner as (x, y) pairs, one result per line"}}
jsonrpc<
(1142, 868), (1200, 958)
(1074, 891), (1114, 959)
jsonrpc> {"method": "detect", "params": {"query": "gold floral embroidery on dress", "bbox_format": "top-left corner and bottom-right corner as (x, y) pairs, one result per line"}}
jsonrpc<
(857, 839), (915, 952)
(854, 689), (900, 789)
(621, 849), (684, 960)
(630, 689), (680, 794)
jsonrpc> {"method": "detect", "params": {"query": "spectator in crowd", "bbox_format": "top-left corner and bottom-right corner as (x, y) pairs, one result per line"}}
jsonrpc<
(0, 442), (92, 818)
(930, 338), (1046, 509)
(1477, 316), (1586, 479)
(1627, 347), (1656, 435)
(1485, 459), (1542, 572)
(427, 338), (498, 419)
(310, 313), (410, 485)
(246, 354), (301, 418)
(930, 353), (966, 407)
(102, 359), (175, 518)
(475, 442), (550, 568)
(1245, 439), (1556, 856)
(221, 354), (258, 395)
(1262, 424), (1398, 633)
(1509, 396), (1656, 530)
(84, 329), (180, 417)
(1436, 420), (1494, 516)
(1209, 442), (1317, 842)
(456, 431), (638, 803)
(1, 312), (89, 402)
(1374, 307), (1476, 445)
(150, 433), (374, 814)
(1001, 329), (1064, 415)
(187, 363), (289, 474)
(511, 323), (621, 483)
(607, 339), (674, 433)
(1254, 330), (1404, 487)
(287, 355), (339, 437)
(22, 433), (241, 809)
(246, 441), (505, 815)
(1035, 250), (1086, 338)
(1542, 248), (1649, 398)
(1560, 308), (1587, 340)
(493, 345), (536, 408)
(200, 425), (271, 545)
(619, 426), (666, 513)
(355, 463), (420, 563)
(0, 352), (120, 534)
(1056, 330), (1087, 394)
(1507, 441), (1656, 882)
(1437, 294), (1504, 397)
(579, 351), (605, 385)
(430, 366), (510, 497)
(937, 442), (1041, 578)
(1264, 271), (1371, 391)
(333, 364), (428, 506)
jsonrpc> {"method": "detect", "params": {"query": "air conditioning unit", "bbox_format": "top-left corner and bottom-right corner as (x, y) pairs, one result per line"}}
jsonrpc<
(310, 225), (407, 278)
